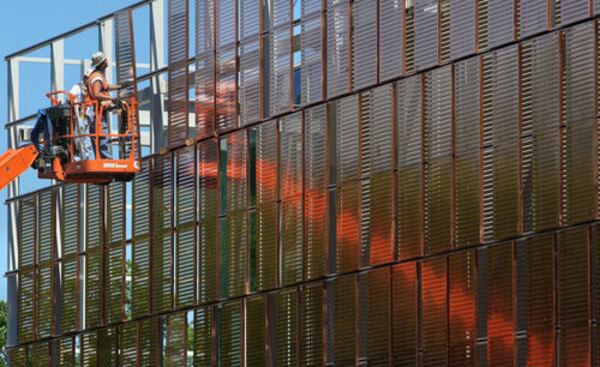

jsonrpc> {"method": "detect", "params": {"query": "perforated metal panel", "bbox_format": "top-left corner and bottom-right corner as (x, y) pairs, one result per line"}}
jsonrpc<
(195, 0), (216, 138)
(450, 0), (475, 60)
(361, 267), (391, 365)
(152, 154), (173, 314)
(425, 66), (453, 254)
(194, 306), (214, 366)
(132, 160), (151, 318)
(397, 76), (423, 259)
(275, 289), (298, 365)
(336, 95), (360, 272)
(17, 196), (35, 344)
(216, 47), (237, 131)
(301, 11), (323, 105)
(246, 295), (266, 366)
(139, 318), (159, 366)
(165, 313), (186, 365)
(304, 105), (327, 280)
(281, 114), (304, 286)
(219, 301), (243, 365)
(421, 257), (448, 365)
(106, 182), (125, 324)
(561, 0), (590, 25)
(454, 57), (480, 247)
(176, 145), (196, 307)
(300, 282), (324, 365)
(255, 121), (278, 290)
(198, 140), (219, 302)
(563, 23), (597, 225)
(327, 0), (350, 97)
(392, 262), (418, 365)
(58, 336), (75, 366)
(330, 275), (356, 365)
(414, 0), (439, 71)
(449, 250), (476, 365)
(519, 0), (549, 38)
(352, 0), (378, 90)
(239, 38), (261, 125)
(168, 0), (190, 146)
(119, 323), (137, 366)
(97, 327), (118, 365)
(61, 185), (79, 334)
(85, 185), (103, 329)
(487, 0), (515, 48)
(36, 191), (54, 339)
(559, 227), (591, 366)
(379, 0), (404, 81)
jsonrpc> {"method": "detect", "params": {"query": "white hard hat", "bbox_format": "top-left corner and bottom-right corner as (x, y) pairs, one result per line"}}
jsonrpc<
(91, 51), (107, 68)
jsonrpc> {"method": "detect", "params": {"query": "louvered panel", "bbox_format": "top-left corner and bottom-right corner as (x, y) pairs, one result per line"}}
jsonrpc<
(379, 0), (404, 81)
(486, 243), (514, 366)
(478, 0), (488, 50)
(563, 23), (596, 225)
(106, 182), (125, 324)
(331, 275), (356, 365)
(239, 38), (261, 125)
(97, 327), (118, 365)
(246, 296), (266, 366)
(195, 54), (215, 138)
(594, 224), (600, 366)
(270, 0), (291, 27)
(414, 0), (439, 71)
(392, 262), (418, 365)
(561, 0), (590, 25)
(219, 301), (242, 366)
(327, 0), (350, 97)
(487, 0), (514, 48)
(454, 58), (480, 247)
(225, 210), (248, 297)
(301, 13), (323, 105)
(519, 0), (549, 37)
(18, 196), (36, 268)
(168, 0), (189, 146)
(216, 47), (237, 131)
(152, 154), (173, 314)
(195, 0), (215, 137)
(37, 191), (54, 339)
(86, 184), (103, 329)
(282, 197), (303, 286)
(519, 235), (554, 366)
(405, 3), (416, 74)
(558, 226), (590, 366)
(194, 306), (213, 366)
(256, 121), (278, 205)
(421, 257), (448, 365)
(176, 145), (196, 307)
(439, 0), (450, 63)
(61, 185), (79, 333)
(256, 204), (277, 290)
(481, 54), (494, 242)
(449, 250), (476, 365)
(300, 282), (324, 366)
(198, 140), (219, 302)
(82, 331), (97, 367)
(30, 342), (48, 366)
(304, 105), (328, 280)
(132, 160), (151, 317)
(397, 77), (423, 259)
(596, 0), (600, 16)
(352, 0), (377, 90)
(425, 66), (453, 254)
(139, 318), (159, 367)
(217, 0), (236, 47)
(362, 86), (394, 266)
(476, 248), (489, 363)
(166, 313), (187, 366)
(527, 34), (561, 232)
(450, 0), (476, 60)
(7, 346), (26, 367)
(240, 0), (260, 40)
(276, 289), (298, 365)
(226, 130), (248, 212)
(270, 29), (292, 116)
(487, 46), (520, 241)
(304, 0), (322, 15)
(58, 336), (74, 366)
(337, 95), (359, 183)
(281, 113), (303, 199)
(363, 267), (391, 365)
(119, 322), (138, 366)
(18, 269), (35, 343)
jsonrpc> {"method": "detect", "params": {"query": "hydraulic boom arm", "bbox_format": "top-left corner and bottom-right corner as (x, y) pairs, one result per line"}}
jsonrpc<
(0, 145), (39, 191)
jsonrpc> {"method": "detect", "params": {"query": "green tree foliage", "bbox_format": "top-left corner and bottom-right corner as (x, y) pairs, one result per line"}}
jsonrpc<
(0, 300), (7, 367)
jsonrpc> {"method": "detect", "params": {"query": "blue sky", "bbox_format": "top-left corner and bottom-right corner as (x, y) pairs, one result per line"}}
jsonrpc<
(0, 0), (142, 300)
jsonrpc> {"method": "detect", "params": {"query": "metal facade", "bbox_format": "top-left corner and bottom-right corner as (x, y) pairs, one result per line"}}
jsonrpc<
(7, 0), (600, 366)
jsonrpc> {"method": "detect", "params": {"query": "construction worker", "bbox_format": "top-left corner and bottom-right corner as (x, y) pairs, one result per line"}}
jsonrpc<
(69, 70), (93, 161)
(88, 51), (122, 159)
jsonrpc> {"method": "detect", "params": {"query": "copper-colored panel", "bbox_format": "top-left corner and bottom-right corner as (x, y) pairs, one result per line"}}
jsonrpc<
(193, 306), (214, 366)
(132, 160), (151, 318)
(165, 313), (187, 366)
(195, 0), (216, 138)
(119, 322), (137, 366)
(219, 301), (243, 366)
(246, 295), (266, 366)
(58, 336), (75, 366)
(97, 327), (118, 365)
(86, 184), (104, 329)
(421, 257), (448, 365)
(300, 282), (324, 366)
(139, 317), (160, 366)
(362, 267), (391, 365)
(106, 182), (125, 324)
(168, 0), (190, 147)
(352, 0), (378, 90)
(449, 250), (476, 366)
(392, 262), (418, 365)
(331, 274), (356, 365)
(61, 185), (80, 333)
(275, 288), (298, 365)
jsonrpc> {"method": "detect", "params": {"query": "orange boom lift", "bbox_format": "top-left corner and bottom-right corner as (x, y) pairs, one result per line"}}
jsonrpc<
(0, 91), (140, 190)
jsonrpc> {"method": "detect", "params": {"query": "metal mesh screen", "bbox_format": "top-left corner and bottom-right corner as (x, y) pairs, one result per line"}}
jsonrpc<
(168, 0), (190, 146)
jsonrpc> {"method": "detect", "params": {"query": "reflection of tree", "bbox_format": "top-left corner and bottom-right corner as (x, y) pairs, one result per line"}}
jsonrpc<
(125, 259), (132, 319)
(0, 300), (6, 367)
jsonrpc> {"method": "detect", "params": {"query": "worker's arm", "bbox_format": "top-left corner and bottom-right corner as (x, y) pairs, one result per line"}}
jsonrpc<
(92, 80), (115, 101)
(108, 84), (122, 91)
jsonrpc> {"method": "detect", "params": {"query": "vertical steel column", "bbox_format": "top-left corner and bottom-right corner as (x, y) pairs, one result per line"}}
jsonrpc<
(6, 58), (20, 349)
(51, 40), (65, 93)
(151, 0), (166, 152)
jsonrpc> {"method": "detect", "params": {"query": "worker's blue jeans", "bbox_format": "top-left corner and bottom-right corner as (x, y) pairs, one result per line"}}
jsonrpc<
(89, 110), (110, 159)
